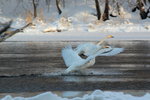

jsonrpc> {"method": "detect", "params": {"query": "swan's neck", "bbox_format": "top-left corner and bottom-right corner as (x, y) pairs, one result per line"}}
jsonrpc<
(96, 37), (108, 46)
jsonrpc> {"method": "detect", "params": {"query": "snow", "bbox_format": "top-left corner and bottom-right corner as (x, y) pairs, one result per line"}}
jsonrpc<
(1, 90), (150, 100)
(4, 31), (150, 41)
(0, 10), (150, 41)
(0, 0), (150, 36)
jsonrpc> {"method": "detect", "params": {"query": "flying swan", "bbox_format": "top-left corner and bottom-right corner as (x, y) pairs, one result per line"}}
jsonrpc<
(62, 45), (124, 73)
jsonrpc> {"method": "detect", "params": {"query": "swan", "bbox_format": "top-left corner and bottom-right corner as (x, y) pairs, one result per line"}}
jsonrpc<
(62, 45), (124, 73)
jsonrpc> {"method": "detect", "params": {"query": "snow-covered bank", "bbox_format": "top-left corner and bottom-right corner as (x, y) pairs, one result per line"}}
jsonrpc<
(1, 16), (150, 41)
(1, 15), (150, 34)
(1, 90), (150, 100)
(5, 31), (150, 41)
(0, 0), (150, 35)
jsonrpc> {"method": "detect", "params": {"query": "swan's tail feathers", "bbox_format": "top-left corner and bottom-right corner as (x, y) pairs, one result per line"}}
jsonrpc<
(99, 48), (124, 56)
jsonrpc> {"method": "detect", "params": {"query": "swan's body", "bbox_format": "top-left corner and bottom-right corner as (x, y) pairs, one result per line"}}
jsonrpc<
(62, 45), (124, 73)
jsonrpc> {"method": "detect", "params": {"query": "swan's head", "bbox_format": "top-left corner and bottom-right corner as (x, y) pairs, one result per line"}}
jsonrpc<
(107, 35), (114, 39)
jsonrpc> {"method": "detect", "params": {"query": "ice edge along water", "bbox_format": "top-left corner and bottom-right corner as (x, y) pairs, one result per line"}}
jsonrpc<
(5, 31), (150, 41)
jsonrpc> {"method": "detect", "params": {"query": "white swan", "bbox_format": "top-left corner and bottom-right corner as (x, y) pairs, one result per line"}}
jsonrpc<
(62, 45), (124, 73)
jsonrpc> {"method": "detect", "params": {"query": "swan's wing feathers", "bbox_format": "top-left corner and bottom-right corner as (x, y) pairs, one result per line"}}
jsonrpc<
(62, 45), (83, 67)
(75, 43), (92, 54)
(99, 48), (124, 56)
(75, 43), (102, 56)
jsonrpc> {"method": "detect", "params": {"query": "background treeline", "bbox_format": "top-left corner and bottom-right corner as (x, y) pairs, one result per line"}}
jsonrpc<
(0, 0), (150, 21)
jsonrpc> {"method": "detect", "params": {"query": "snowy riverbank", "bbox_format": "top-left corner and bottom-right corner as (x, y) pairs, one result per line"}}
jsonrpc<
(0, 0), (150, 41)
(5, 31), (150, 41)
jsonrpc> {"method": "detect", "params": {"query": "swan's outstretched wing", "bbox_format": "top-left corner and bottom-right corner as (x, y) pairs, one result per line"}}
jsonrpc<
(98, 48), (124, 56)
(62, 45), (83, 67)
(75, 43), (102, 56)
(75, 43), (94, 53)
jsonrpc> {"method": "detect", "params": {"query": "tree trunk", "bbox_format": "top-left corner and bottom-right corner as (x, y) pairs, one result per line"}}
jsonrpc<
(95, 0), (101, 20)
(137, 0), (149, 19)
(56, 0), (62, 15)
(0, 23), (32, 42)
(0, 20), (12, 35)
(32, 0), (37, 18)
(102, 0), (109, 21)
(116, 2), (121, 15)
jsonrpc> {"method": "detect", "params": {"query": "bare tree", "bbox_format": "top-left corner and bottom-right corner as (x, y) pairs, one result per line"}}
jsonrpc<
(116, 2), (121, 15)
(102, 0), (109, 21)
(137, 0), (149, 19)
(132, 0), (150, 19)
(0, 20), (12, 35)
(95, 0), (101, 20)
(56, 0), (62, 15)
(32, 0), (38, 18)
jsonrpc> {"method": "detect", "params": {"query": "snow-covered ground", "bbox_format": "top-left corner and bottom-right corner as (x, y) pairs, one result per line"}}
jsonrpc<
(1, 90), (150, 100)
(0, 0), (150, 41)
(1, 16), (150, 41)
(4, 31), (150, 41)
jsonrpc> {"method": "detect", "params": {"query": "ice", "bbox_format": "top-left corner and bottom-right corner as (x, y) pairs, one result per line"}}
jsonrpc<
(1, 90), (150, 100)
